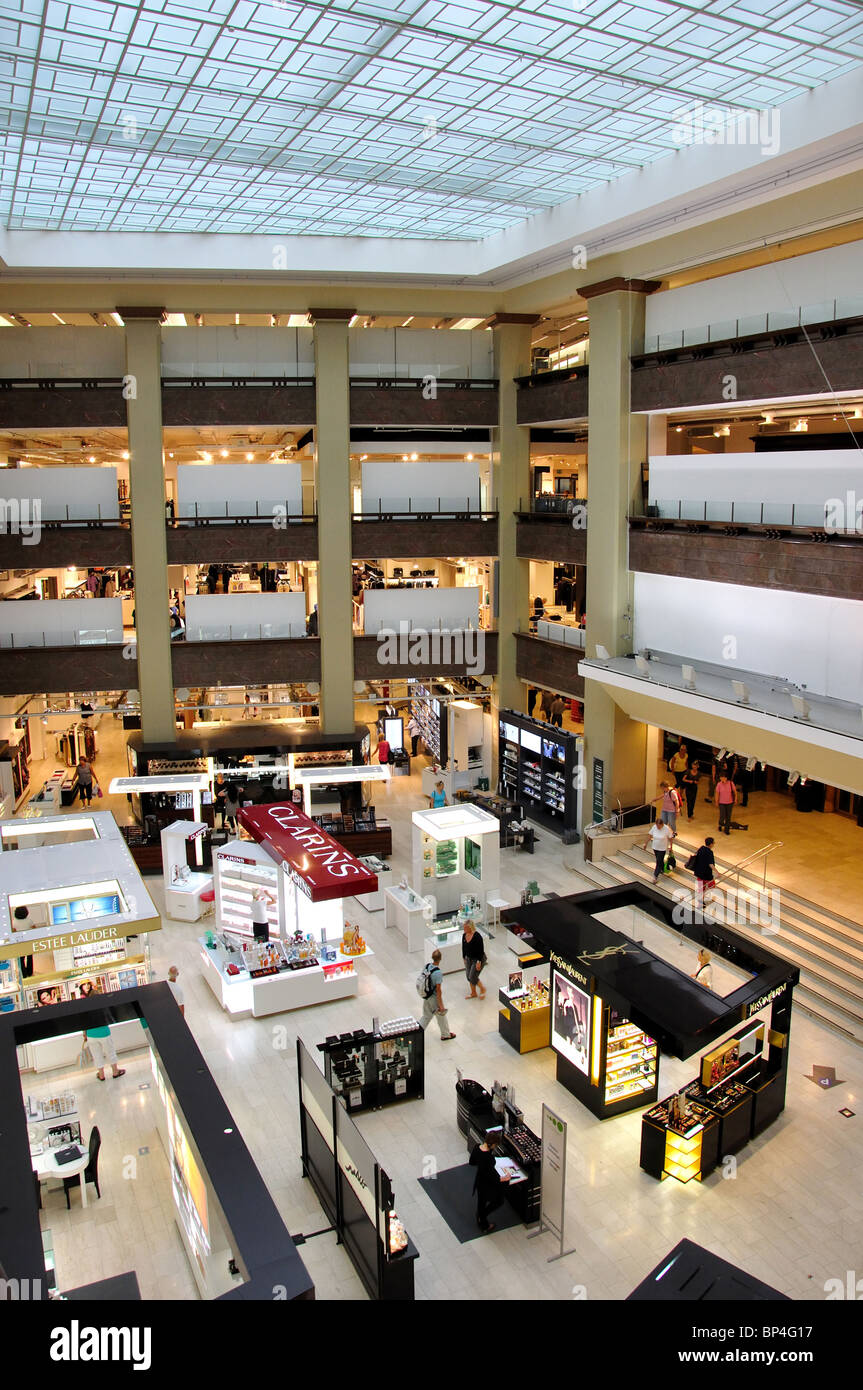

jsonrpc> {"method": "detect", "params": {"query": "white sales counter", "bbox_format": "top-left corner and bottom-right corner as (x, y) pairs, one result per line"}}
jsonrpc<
(425, 921), (464, 975)
(164, 872), (214, 922)
(199, 936), (373, 1017)
(352, 855), (391, 912)
(384, 885), (428, 952)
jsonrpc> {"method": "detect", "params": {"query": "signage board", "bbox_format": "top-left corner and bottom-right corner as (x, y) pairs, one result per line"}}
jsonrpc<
(239, 803), (378, 902)
(592, 757), (604, 823)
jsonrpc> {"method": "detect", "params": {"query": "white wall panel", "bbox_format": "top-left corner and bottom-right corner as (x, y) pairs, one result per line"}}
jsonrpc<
(360, 460), (481, 512)
(176, 462), (303, 517)
(0, 466), (118, 521)
(184, 592), (307, 641)
(649, 450), (863, 525)
(363, 587), (480, 634)
(633, 573), (863, 702)
(0, 598), (123, 648)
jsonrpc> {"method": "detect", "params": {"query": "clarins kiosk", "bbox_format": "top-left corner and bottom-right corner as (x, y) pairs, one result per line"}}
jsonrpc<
(200, 802), (377, 1018)
(161, 821), (214, 922)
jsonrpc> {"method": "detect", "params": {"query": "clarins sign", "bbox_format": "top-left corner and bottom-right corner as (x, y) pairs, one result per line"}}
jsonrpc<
(238, 803), (378, 903)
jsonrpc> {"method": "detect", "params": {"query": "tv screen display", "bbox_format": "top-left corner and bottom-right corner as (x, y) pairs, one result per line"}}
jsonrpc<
(521, 730), (541, 755)
(542, 738), (565, 762)
(551, 971), (591, 1075)
(502, 722), (520, 745)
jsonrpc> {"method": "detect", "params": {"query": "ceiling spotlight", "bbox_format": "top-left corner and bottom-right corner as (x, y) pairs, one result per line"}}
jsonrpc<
(122, 450), (130, 460)
(595, 644), (611, 660)
(746, 756), (757, 772)
(402, 454), (408, 461)
(787, 770), (800, 787)
(731, 680), (751, 704)
(202, 451), (212, 462)
(246, 452), (254, 461)
(220, 449), (228, 458)
(675, 426), (683, 433)
(466, 453), (474, 460)
(762, 412), (773, 424)
(681, 664), (696, 689)
(790, 694), (810, 720)
(410, 452), (418, 461)
(88, 454), (96, 463)
(634, 655), (650, 678)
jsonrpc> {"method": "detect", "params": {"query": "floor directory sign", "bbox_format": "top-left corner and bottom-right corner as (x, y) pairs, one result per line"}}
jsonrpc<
(529, 1104), (575, 1261)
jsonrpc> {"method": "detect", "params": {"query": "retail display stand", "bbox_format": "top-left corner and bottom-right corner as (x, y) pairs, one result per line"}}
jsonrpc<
(455, 1077), (542, 1226)
(497, 708), (583, 843)
(298, 1040), (418, 1300)
(640, 1017), (785, 1183)
(498, 964), (551, 1053)
(161, 821), (214, 922)
(317, 1017), (424, 1111)
(411, 802), (500, 917)
(384, 883), (428, 950)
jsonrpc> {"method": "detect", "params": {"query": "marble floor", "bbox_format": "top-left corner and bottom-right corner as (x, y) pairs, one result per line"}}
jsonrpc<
(18, 716), (863, 1301)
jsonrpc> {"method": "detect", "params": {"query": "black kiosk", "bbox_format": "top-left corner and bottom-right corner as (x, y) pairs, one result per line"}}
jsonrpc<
(501, 885), (799, 1155)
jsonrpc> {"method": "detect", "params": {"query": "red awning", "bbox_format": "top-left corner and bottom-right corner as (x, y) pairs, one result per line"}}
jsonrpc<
(238, 803), (378, 903)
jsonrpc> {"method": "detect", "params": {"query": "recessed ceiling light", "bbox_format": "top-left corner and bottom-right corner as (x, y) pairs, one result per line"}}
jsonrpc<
(88, 454), (96, 462)
(246, 452), (254, 461)
(122, 450), (129, 460)
(220, 448), (228, 458)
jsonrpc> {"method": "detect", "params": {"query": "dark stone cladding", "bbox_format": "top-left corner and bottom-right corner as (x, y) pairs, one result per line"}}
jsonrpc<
(349, 383), (498, 427)
(352, 517), (497, 558)
(162, 383), (316, 426)
(631, 319), (863, 411)
(0, 643), (134, 696)
(171, 636), (322, 687)
(515, 632), (585, 699)
(516, 516), (586, 563)
(353, 630), (498, 678)
(516, 372), (588, 424)
(0, 526), (132, 569)
(166, 520), (318, 563)
(0, 386), (125, 428)
(629, 524), (863, 601)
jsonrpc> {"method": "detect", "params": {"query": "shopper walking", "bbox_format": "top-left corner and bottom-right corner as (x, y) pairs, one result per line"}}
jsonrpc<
(430, 780), (446, 808)
(469, 1135), (510, 1234)
(84, 1018), (125, 1081)
(681, 763), (700, 820)
(73, 758), (99, 805)
(669, 743), (689, 787)
(657, 781), (681, 832)
(716, 772), (736, 835)
(550, 695), (565, 728)
(462, 920), (487, 999)
(691, 948), (714, 989)
(690, 837), (716, 904)
(644, 815), (675, 883)
(213, 772), (228, 828)
(418, 949), (456, 1040)
(166, 965), (185, 1017)
(539, 690), (554, 722)
(408, 714), (422, 757)
(224, 782), (242, 833)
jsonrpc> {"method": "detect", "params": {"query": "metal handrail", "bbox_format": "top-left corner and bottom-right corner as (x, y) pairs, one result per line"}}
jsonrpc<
(710, 841), (784, 893)
(586, 799), (654, 836)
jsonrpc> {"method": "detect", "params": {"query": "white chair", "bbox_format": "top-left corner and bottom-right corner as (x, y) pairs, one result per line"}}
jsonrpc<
(485, 889), (510, 939)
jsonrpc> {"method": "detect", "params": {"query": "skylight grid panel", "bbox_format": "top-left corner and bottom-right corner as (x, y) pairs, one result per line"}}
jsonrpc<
(414, 0), (498, 42)
(484, 13), (563, 54)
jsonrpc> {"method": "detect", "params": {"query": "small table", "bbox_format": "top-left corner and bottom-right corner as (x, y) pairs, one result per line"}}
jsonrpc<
(32, 1144), (90, 1207)
(486, 896), (510, 939)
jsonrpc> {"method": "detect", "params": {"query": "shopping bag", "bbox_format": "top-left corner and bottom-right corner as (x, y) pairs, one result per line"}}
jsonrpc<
(77, 1041), (93, 1069)
(96, 785), (103, 798)
(664, 854), (677, 872)
(685, 854), (697, 871)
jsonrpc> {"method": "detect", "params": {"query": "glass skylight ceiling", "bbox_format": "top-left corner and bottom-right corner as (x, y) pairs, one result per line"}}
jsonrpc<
(1, 0), (862, 239)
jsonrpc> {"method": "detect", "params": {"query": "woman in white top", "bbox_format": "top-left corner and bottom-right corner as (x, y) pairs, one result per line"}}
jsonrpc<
(692, 948), (713, 989)
(644, 815), (674, 882)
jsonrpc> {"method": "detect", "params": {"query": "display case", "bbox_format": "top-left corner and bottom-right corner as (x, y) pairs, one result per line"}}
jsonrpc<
(318, 1017), (424, 1112)
(199, 929), (363, 1017)
(498, 971), (551, 1054)
(640, 1096), (720, 1184)
(454, 1077), (542, 1225)
(497, 708), (582, 842)
(411, 683), (448, 765)
(161, 821), (214, 922)
(313, 806), (393, 857)
(550, 968), (659, 1120)
(411, 802), (500, 916)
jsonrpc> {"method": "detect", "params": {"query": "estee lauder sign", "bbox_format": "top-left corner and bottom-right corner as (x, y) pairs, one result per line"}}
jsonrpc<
(0, 922), (152, 960)
(549, 950), (589, 988)
(238, 803), (378, 903)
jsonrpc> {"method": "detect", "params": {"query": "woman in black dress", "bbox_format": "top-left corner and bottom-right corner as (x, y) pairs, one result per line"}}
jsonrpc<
(462, 920), (486, 999)
(469, 1136), (510, 1234)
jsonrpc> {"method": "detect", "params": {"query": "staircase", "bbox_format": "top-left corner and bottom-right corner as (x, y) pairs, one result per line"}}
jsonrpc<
(569, 839), (863, 1045)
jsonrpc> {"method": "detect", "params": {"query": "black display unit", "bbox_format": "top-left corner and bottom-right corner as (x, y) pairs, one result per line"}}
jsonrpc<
(455, 1078), (542, 1226)
(411, 683), (448, 765)
(317, 1019), (424, 1112)
(497, 708), (581, 843)
(297, 1041), (418, 1300)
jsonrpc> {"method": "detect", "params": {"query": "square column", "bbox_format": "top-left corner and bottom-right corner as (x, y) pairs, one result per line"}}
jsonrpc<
(580, 279), (659, 813)
(311, 310), (355, 734)
(491, 316), (536, 712)
(120, 308), (176, 744)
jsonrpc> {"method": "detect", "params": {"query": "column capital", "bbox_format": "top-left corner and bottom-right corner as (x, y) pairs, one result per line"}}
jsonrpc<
(487, 313), (541, 327)
(576, 277), (662, 300)
(308, 308), (356, 324)
(116, 306), (167, 323)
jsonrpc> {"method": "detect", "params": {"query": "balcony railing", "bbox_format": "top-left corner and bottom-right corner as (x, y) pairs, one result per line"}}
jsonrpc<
(646, 500), (860, 532)
(0, 629), (123, 648)
(185, 624), (311, 642)
(641, 299), (863, 356)
(353, 500), (496, 520)
(173, 503), (314, 524)
(519, 496), (587, 516)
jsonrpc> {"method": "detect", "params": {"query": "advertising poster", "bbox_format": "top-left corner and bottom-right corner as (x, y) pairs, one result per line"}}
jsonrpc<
(551, 971), (590, 1074)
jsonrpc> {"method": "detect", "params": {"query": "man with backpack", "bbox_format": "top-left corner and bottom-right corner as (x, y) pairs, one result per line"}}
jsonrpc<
(417, 949), (456, 1041)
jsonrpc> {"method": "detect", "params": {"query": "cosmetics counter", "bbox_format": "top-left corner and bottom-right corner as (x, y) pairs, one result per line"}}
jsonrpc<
(411, 801), (500, 916)
(161, 821), (214, 922)
(640, 1019), (783, 1183)
(351, 854), (391, 911)
(312, 805), (393, 857)
(0, 813), (161, 1057)
(298, 1040), (418, 1300)
(497, 708), (583, 843)
(455, 1077), (542, 1226)
(317, 1017), (424, 1111)
(199, 925), (369, 1018)
(498, 966), (551, 1054)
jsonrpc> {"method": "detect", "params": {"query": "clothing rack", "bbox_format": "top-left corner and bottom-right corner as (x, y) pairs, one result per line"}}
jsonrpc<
(55, 724), (97, 766)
